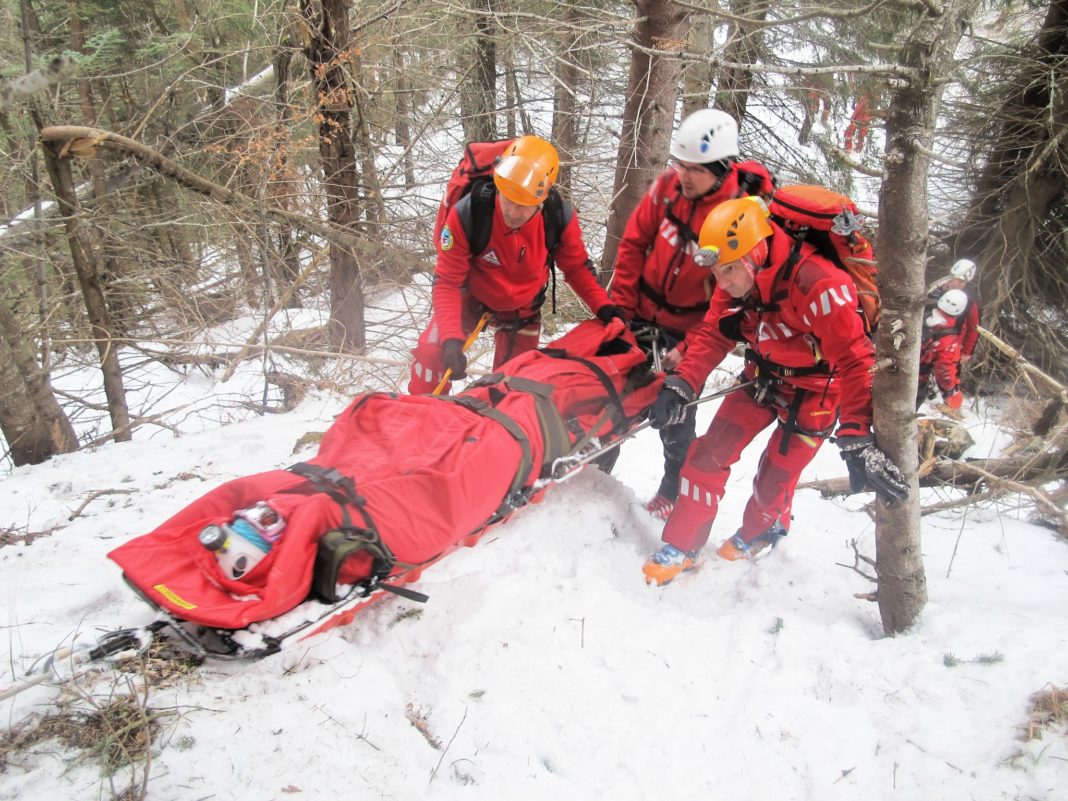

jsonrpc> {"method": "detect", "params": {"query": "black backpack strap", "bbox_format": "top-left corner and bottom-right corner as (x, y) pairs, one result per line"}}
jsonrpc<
(638, 277), (711, 315)
(651, 184), (703, 304)
(776, 230), (807, 285)
(541, 188), (573, 315)
(760, 233), (807, 313)
(541, 188), (570, 254)
(663, 190), (700, 245)
(455, 178), (496, 255)
(928, 326), (961, 339)
(736, 168), (764, 197)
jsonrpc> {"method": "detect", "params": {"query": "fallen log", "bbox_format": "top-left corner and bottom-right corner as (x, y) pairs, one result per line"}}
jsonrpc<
(978, 327), (1067, 400)
(799, 450), (1067, 498)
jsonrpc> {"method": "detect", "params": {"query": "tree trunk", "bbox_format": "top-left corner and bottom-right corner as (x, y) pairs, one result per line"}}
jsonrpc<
(0, 299), (78, 465)
(352, 52), (387, 227)
(680, 15), (715, 116)
(504, 59), (516, 139)
(714, 0), (770, 123)
(552, 6), (580, 196)
(301, 0), (366, 353)
(233, 226), (263, 308)
(146, 179), (197, 289)
(391, 45), (415, 189)
(461, 0), (497, 142)
(600, 0), (688, 277)
(39, 137), (132, 442)
(271, 36), (303, 306)
(70, 2), (130, 336)
(873, 0), (980, 635)
(506, 63), (533, 136)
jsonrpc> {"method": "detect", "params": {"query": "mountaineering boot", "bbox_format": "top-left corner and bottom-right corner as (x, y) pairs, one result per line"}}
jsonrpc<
(716, 521), (788, 561)
(643, 494), (675, 522)
(642, 543), (697, 586)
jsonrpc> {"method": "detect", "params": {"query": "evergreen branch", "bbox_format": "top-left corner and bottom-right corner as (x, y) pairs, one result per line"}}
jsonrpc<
(38, 125), (365, 251)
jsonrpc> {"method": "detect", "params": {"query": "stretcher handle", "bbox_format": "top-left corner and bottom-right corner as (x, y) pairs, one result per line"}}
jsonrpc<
(432, 312), (492, 396)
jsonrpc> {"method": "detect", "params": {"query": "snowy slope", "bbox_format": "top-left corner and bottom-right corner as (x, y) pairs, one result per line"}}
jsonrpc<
(2, 380), (1066, 801)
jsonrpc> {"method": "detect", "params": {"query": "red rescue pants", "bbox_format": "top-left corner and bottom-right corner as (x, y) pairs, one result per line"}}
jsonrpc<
(661, 384), (838, 552)
(408, 294), (541, 395)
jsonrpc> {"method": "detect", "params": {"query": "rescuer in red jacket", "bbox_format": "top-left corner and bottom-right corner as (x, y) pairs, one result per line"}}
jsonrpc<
(640, 197), (908, 586)
(927, 258), (980, 364)
(408, 136), (620, 395)
(608, 109), (774, 520)
(917, 289), (968, 411)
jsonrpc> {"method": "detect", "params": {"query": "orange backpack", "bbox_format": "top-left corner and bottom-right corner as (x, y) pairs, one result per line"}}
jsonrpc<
(768, 184), (880, 335)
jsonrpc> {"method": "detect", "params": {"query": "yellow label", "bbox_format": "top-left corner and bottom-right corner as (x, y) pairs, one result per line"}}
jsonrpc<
(153, 584), (197, 610)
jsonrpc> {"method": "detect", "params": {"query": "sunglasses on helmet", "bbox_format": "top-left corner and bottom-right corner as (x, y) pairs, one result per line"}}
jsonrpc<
(693, 246), (720, 268)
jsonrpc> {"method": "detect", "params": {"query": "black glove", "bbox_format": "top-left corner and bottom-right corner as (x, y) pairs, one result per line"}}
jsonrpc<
(596, 304), (627, 325)
(837, 434), (910, 502)
(441, 339), (467, 380)
(649, 375), (695, 429)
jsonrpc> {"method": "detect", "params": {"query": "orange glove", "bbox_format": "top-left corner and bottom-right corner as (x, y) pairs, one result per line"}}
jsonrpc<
(944, 390), (963, 410)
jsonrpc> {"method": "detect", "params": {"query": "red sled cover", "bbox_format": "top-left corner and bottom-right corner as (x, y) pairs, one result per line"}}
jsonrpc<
(109, 320), (660, 629)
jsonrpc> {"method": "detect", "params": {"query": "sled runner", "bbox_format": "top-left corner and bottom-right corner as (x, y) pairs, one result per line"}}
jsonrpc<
(106, 319), (662, 658)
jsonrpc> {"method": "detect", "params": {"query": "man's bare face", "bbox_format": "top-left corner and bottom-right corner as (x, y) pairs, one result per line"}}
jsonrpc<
(712, 258), (757, 298)
(672, 161), (723, 200)
(499, 195), (540, 230)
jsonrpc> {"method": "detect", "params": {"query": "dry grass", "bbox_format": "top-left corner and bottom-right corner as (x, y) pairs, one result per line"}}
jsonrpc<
(0, 525), (55, 548)
(0, 693), (155, 776)
(406, 702), (442, 750)
(1022, 684), (1068, 741)
(0, 637), (199, 799)
(114, 639), (204, 688)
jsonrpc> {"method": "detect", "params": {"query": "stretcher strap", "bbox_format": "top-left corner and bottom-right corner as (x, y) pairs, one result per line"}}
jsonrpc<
(284, 462), (395, 570)
(435, 395), (535, 511)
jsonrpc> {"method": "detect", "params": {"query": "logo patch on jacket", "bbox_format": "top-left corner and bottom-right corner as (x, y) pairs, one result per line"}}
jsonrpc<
(440, 225), (454, 251)
(479, 248), (501, 266)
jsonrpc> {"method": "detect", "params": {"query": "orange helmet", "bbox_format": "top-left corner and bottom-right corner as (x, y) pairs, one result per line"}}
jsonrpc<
(695, 196), (773, 267)
(493, 136), (559, 206)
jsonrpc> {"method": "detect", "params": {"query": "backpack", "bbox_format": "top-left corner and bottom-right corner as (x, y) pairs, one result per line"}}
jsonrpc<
(434, 140), (570, 260)
(767, 184), (880, 335)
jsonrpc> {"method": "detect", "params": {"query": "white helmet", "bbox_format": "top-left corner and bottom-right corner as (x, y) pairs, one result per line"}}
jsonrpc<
(937, 288), (969, 317)
(950, 258), (976, 282)
(670, 109), (739, 165)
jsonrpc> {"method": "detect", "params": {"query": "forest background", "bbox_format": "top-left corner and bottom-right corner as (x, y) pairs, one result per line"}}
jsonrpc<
(0, 0), (1066, 631)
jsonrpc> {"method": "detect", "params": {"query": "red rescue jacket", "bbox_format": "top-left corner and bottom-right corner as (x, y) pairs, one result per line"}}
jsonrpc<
(927, 284), (980, 356)
(433, 198), (609, 341)
(676, 225), (875, 436)
(920, 320), (962, 395)
(609, 163), (774, 340)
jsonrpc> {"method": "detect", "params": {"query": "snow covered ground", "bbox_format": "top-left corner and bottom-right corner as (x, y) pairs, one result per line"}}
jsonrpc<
(2, 338), (1066, 801)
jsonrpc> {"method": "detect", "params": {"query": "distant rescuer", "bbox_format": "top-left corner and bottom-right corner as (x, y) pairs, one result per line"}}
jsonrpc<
(917, 288), (970, 412)
(641, 196), (909, 587)
(606, 109), (775, 521)
(408, 136), (622, 395)
(926, 258), (981, 367)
